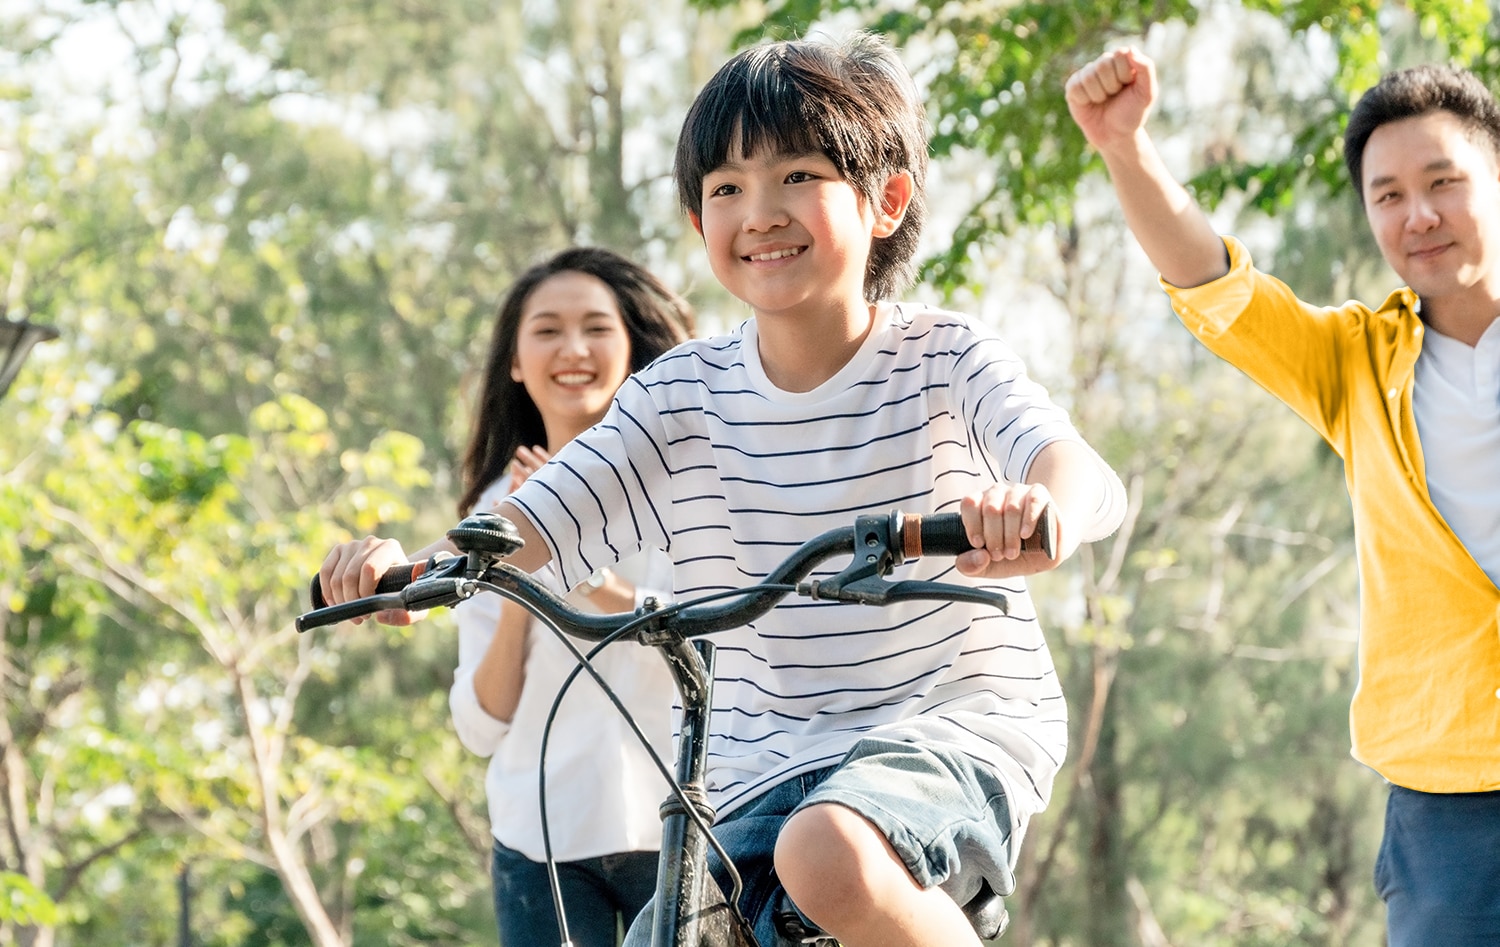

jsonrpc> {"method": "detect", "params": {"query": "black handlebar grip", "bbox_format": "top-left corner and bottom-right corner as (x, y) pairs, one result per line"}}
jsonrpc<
(913, 512), (972, 557)
(308, 561), (423, 610)
(909, 505), (1057, 561)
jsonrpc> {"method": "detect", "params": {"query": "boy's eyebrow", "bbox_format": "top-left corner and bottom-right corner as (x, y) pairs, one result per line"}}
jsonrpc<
(709, 148), (827, 174)
(1367, 157), (1459, 191)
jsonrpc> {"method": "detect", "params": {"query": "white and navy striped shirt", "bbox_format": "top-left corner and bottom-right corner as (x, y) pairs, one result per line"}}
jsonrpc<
(510, 302), (1126, 828)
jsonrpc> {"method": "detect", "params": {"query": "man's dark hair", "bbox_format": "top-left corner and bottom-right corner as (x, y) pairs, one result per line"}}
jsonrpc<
(1344, 63), (1500, 201)
(673, 32), (930, 301)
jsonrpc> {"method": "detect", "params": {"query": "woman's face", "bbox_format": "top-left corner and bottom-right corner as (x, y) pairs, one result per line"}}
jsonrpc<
(510, 270), (633, 445)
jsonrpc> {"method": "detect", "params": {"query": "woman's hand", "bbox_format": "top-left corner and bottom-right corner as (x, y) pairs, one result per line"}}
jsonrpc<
(318, 536), (424, 625)
(509, 444), (552, 490)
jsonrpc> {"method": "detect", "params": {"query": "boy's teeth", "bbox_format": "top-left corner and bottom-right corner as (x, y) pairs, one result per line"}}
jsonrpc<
(555, 373), (594, 384)
(749, 247), (801, 261)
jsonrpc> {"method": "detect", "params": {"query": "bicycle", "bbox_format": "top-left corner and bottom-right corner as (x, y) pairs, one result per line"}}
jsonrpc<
(298, 506), (1055, 946)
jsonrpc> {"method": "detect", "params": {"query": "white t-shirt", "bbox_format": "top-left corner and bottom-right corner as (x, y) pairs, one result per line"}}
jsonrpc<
(1412, 317), (1500, 586)
(509, 302), (1126, 832)
(449, 476), (675, 862)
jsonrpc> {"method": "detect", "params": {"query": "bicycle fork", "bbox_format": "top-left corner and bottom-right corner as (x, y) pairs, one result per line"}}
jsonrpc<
(648, 637), (757, 947)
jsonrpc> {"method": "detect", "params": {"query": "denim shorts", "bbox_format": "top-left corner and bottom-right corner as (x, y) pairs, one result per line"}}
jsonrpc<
(1374, 784), (1500, 946)
(623, 736), (1016, 947)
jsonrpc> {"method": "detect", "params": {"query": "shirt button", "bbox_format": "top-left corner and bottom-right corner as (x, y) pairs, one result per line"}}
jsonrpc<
(1387, 388), (1399, 399)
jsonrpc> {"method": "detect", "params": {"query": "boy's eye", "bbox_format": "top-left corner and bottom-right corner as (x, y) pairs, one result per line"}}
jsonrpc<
(785, 170), (817, 184)
(708, 182), (739, 198)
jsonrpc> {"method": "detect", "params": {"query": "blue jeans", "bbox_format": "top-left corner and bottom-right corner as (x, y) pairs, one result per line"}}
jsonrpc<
(491, 841), (657, 947)
(1374, 785), (1500, 946)
(624, 737), (1016, 947)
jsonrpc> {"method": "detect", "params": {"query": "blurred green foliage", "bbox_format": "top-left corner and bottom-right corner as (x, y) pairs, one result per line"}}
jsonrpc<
(2, 0), (1493, 943)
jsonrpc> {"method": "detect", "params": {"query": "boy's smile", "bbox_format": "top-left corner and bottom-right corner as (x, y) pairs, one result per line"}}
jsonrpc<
(746, 246), (805, 262)
(698, 149), (879, 328)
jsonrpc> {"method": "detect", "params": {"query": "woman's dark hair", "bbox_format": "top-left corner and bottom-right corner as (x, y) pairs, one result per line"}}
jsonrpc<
(1345, 63), (1500, 201)
(673, 32), (930, 301)
(457, 247), (695, 516)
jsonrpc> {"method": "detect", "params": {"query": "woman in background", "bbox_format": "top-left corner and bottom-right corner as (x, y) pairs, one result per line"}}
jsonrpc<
(449, 247), (694, 946)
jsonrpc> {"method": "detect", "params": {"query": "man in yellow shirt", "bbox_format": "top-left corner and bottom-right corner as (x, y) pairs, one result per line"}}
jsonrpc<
(1065, 47), (1500, 944)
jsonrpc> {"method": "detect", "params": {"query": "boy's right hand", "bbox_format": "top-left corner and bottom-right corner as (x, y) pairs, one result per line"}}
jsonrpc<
(1064, 47), (1157, 153)
(318, 536), (421, 625)
(955, 482), (1062, 580)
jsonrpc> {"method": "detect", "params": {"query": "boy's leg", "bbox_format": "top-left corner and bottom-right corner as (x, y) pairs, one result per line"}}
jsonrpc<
(1375, 785), (1500, 946)
(622, 768), (836, 947)
(774, 738), (1016, 947)
(776, 804), (984, 946)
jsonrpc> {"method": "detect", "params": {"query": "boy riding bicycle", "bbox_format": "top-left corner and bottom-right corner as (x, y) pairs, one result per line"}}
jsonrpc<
(322, 33), (1126, 946)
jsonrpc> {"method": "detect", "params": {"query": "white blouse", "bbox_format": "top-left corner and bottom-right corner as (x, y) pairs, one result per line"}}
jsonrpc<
(448, 477), (675, 862)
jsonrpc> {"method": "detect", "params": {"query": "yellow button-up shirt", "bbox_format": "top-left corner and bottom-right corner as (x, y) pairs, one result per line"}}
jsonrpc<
(1164, 237), (1500, 793)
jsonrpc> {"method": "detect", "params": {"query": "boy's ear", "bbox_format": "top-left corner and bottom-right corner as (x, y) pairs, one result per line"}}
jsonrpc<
(688, 211), (704, 238)
(873, 171), (915, 239)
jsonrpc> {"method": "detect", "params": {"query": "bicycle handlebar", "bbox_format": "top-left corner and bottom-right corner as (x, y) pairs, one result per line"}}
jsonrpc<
(295, 506), (1056, 638)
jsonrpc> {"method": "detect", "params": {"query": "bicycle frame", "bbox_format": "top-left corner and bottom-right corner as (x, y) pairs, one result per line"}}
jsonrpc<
(646, 635), (758, 947)
(297, 507), (1045, 947)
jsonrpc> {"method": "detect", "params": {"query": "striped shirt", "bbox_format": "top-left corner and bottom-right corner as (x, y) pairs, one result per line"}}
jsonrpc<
(510, 302), (1126, 827)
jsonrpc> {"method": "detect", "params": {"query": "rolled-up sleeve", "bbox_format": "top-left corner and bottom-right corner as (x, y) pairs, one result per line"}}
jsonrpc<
(1161, 236), (1258, 338)
(448, 590), (510, 757)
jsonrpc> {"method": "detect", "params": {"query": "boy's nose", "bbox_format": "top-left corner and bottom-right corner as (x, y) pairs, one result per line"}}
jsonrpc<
(743, 194), (790, 232)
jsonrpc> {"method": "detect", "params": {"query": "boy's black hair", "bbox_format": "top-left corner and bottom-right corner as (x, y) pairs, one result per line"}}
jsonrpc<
(1345, 63), (1500, 201)
(673, 32), (930, 301)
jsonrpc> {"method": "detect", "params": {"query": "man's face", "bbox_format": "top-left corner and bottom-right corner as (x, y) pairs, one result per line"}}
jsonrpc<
(1362, 110), (1500, 313)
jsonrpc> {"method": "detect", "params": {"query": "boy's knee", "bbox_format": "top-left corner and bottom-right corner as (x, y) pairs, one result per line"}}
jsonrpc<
(773, 803), (913, 922)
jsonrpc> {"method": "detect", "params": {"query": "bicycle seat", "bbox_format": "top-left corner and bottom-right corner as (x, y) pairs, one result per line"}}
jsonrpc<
(963, 878), (1010, 940)
(772, 879), (1008, 943)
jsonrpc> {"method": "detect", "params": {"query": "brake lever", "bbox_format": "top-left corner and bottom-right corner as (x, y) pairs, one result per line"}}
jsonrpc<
(799, 575), (1009, 614)
(402, 577), (477, 612)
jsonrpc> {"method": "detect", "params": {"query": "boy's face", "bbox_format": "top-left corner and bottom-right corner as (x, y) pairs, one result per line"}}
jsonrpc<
(695, 147), (890, 324)
(1361, 110), (1500, 311)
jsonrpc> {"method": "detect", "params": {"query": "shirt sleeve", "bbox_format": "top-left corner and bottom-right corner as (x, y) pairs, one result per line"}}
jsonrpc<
(449, 588), (510, 756)
(448, 476), (522, 757)
(1161, 235), (1362, 446)
(952, 323), (1127, 543)
(508, 374), (675, 591)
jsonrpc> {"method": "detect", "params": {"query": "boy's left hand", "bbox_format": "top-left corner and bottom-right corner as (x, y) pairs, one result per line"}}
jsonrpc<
(955, 483), (1061, 578)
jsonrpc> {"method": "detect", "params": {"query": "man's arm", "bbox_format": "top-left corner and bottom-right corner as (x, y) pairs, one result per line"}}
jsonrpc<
(1065, 47), (1229, 288)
